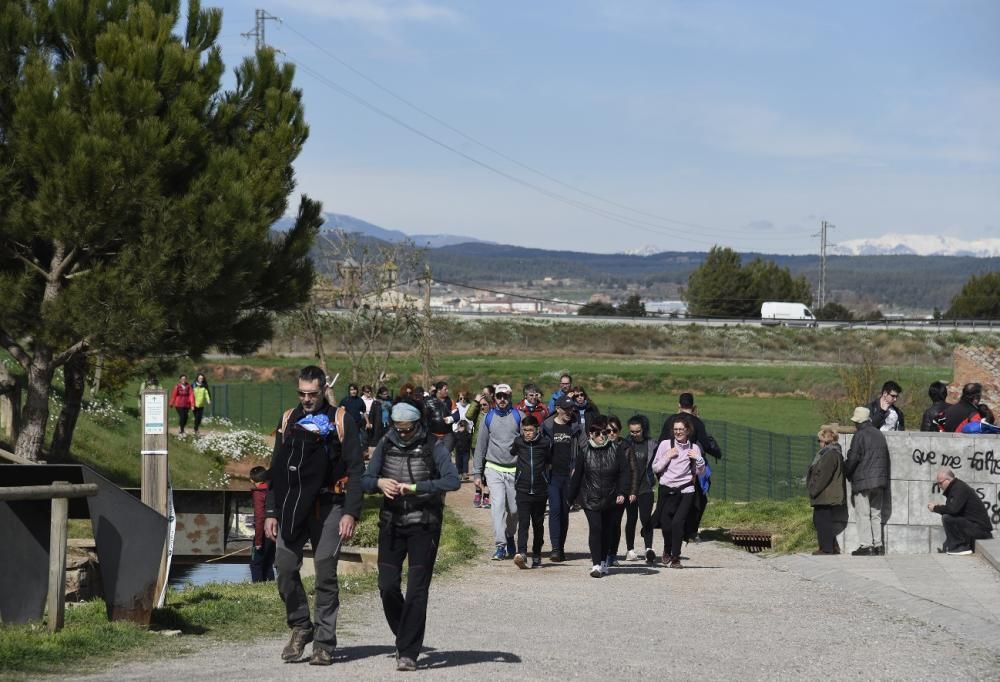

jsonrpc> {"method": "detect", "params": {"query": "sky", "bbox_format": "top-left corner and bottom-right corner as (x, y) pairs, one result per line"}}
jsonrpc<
(207, 0), (1000, 254)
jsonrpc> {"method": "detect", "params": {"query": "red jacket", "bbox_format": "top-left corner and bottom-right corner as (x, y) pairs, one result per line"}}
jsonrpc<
(169, 383), (195, 409)
(517, 400), (550, 425)
(252, 483), (268, 547)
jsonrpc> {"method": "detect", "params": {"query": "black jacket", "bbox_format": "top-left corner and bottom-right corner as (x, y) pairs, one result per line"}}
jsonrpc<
(265, 402), (364, 543)
(845, 422), (890, 492)
(932, 478), (992, 534)
(868, 398), (905, 431)
(622, 438), (656, 496)
(541, 415), (583, 476)
(920, 401), (950, 432)
(568, 440), (630, 511)
(940, 399), (980, 433)
(512, 433), (553, 496)
(659, 412), (721, 458)
(423, 395), (453, 436)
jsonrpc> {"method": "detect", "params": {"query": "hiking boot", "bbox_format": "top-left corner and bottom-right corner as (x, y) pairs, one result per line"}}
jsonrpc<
(850, 546), (873, 556)
(491, 545), (507, 561)
(513, 553), (528, 569)
(281, 626), (313, 662)
(626, 549), (638, 561)
(662, 552), (670, 566)
(473, 492), (482, 507)
(396, 656), (418, 671)
(668, 558), (683, 569)
(645, 548), (656, 564)
(550, 549), (565, 562)
(309, 648), (333, 666)
(531, 554), (542, 568)
(590, 565), (603, 578)
(506, 537), (517, 558)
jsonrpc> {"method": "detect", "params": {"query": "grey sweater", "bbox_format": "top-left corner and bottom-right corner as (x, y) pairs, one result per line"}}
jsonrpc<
(473, 408), (520, 474)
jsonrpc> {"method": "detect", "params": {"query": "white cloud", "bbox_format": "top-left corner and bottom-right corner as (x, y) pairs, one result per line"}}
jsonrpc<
(277, 0), (460, 25)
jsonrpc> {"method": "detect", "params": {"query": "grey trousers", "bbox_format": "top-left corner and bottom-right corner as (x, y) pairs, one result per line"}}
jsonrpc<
(852, 486), (885, 549)
(275, 500), (344, 652)
(484, 467), (518, 546)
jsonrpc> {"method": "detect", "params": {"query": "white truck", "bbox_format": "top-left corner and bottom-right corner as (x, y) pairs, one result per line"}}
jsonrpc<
(760, 301), (818, 327)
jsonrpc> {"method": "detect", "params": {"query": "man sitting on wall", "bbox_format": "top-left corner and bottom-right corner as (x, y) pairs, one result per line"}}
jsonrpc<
(927, 468), (994, 555)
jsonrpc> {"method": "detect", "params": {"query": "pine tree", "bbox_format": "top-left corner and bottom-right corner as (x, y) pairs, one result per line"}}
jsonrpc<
(945, 272), (1000, 319)
(0, 0), (321, 461)
(684, 246), (753, 317)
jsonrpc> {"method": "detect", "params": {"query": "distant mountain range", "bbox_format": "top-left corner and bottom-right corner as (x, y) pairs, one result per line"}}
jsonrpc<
(276, 212), (490, 249)
(830, 233), (1000, 257)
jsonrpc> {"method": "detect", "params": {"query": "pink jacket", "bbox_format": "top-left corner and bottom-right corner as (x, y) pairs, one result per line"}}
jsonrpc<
(652, 440), (705, 493)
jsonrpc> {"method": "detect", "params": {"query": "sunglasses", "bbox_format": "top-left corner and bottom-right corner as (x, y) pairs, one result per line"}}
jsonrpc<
(298, 390), (321, 398)
(589, 429), (612, 436)
(888, 393), (900, 399)
(495, 393), (510, 400)
(395, 423), (416, 435)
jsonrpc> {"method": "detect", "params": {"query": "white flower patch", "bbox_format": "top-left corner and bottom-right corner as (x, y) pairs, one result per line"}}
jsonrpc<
(82, 398), (126, 426)
(194, 429), (271, 462)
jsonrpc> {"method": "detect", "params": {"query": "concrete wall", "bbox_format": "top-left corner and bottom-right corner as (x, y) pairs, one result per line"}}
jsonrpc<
(837, 431), (1000, 554)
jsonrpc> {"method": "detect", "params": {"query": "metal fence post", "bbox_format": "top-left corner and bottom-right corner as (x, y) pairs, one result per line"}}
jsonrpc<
(259, 385), (263, 427)
(786, 438), (793, 498)
(721, 420), (727, 501)
(240, 385), (245, 424)
(746, 428), (752, 502)
(224, 384), (230, 420)
(768, 432), (774, 499)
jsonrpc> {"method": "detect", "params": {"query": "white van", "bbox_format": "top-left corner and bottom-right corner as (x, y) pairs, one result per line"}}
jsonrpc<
(760, 301), (818, 327)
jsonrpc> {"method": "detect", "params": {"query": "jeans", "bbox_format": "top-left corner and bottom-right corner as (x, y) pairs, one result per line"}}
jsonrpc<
(455, 449), (470, 476)
(852, 487), (885, 549)
(377, 522), (441, 660)
(547, 473), (570, 551)
(484, 467), (517, 546)
(583, 507), (617, 566)
(625, 493), (654, 551)
(250, 539), (276, 582)
(515, 493), (547, 555)
(659, 489), (695, 559)
(274, 500), (344, 652)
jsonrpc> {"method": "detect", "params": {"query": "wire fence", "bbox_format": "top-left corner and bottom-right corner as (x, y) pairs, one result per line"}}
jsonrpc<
(208, 385), (816, 502)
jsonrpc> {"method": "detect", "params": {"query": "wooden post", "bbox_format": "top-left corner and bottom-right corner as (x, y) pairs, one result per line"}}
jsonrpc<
(140, 390), (169, 605)
(47, 484), (69, 633)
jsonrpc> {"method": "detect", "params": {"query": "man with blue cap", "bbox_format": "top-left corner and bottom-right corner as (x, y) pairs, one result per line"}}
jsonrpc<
(363, 400), (460, 671)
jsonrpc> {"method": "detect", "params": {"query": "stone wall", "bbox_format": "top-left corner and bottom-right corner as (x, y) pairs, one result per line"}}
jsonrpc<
(837, 431), (1000, 554)
(952, 345), (1000, 406)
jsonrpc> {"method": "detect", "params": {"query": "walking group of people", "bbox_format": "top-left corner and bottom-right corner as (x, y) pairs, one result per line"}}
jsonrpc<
(256, 367), (722, 671)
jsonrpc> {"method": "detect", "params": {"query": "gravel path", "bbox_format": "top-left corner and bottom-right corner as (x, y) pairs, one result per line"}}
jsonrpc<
(72, 484), (1000, 680)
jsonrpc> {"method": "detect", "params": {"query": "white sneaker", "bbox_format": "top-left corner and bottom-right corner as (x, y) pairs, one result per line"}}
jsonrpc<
(946, 547), (973, 556)
(626, 550), (638, 561)
(590, 565), (603, 578)
(599, 560), (609, 575)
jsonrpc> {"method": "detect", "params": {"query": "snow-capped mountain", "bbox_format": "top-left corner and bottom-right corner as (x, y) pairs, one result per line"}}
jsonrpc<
(830, 233), (1000, 257)
(619, 244), (663, 257)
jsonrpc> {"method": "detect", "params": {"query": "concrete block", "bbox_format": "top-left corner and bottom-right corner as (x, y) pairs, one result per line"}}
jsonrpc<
(964, 443), (1000, 485)
(910, 482), (944, 526)
(975, 538), (1000, 574)
(930, 525), (947, 553)
(892, 434), (938, 482)
(885, 525), (930, 555)
(886, 480), (909, 525)
(839, 524), (859, 553)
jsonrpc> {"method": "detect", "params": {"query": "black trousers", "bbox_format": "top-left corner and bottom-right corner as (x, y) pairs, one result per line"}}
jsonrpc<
(175, 407), (189, 432)
(659, 490), (694, 559)
(377, 522), (441, 660)
(516, 493), (547, 555)
(813, 505), (837, 553)
(607, 503), (626, 559)
(942, 514), (993, 551)
(193, 407), (205, 432)
(625, 493), (654, 551)
(583, 507), (617, 565)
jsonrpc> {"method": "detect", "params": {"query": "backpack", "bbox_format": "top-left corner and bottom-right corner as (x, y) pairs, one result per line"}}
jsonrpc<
(485, 408), (521, 431)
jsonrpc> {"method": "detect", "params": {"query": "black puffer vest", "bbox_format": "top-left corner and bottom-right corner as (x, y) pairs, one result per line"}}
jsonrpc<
(379, 426), (444, 526)
(578, 440), (622, 511)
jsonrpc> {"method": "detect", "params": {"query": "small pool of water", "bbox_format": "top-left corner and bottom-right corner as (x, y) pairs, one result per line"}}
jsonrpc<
(169, 562), (252, 588)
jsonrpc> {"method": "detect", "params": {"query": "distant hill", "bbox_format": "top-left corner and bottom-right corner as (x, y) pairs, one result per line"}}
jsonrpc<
(831, 233), (1000, 257)
(276, 211), (489, 249)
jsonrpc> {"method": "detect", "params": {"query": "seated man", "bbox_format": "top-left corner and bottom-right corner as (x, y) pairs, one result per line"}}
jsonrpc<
(928, 468), (994, 555)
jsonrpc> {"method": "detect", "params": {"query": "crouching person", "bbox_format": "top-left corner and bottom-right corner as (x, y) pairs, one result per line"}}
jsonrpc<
(928, 467), (994, 555)
(362, 402), (460, 671)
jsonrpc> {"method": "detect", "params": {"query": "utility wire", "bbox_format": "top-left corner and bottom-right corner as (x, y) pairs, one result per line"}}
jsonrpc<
(277, 21), (799, 241)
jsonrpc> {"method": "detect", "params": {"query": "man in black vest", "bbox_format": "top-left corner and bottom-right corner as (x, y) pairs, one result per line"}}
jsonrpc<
(362, 401), (460, 671)
(264, 365), (364, 665)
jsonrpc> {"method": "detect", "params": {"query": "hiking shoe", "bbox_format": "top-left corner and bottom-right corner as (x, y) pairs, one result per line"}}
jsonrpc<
(947, 546), (973, 556)
(309, 648), (333, 666)
(481, 497), (491, 509)
(281, 626), (313, 661)
(531, 554), (542, 568)
(513, 553), (528, 569)
(668, 558), (683, 569)
(872, 545), (885, 556)
(396, 656), (418, 671)
(506, 537), (517, 558)
(491, 545), (507, 561)
(645, 548), (656, 564)
(473, 492), (481, 507)
(626, 549), (638, 562)
(662, 552), (670, 566)
(850, 546), (873, 556)
(550, 549), (565, 562)
(590, 565), (603, 578)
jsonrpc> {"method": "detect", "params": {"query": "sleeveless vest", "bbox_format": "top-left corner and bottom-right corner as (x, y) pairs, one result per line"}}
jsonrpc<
(379, 433), (444, 526)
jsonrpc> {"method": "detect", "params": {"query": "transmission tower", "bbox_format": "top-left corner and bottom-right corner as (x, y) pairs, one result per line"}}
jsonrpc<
(242, 9), (280, 50)
(814, 220), (835, 308)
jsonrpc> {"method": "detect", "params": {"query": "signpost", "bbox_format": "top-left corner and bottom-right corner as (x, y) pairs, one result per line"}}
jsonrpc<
(140, 390), (170, 605)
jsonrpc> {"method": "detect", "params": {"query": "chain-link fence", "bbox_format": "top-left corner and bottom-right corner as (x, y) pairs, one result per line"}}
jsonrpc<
(209, 385), (817, 502)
